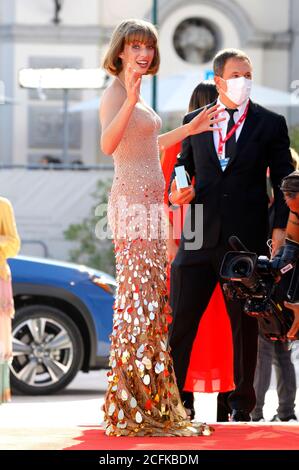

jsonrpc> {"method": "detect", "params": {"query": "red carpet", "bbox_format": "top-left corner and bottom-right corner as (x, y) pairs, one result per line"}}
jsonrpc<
(64, 424), (299, 450)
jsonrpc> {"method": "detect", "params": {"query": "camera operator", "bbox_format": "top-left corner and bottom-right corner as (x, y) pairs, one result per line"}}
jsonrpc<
(251, 168), (299, 422)
(220, 170), (298, 422)
(280, 170), (299, 339)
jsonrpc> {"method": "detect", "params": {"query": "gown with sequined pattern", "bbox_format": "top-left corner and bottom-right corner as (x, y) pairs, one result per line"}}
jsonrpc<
(104, 86), (213, 436)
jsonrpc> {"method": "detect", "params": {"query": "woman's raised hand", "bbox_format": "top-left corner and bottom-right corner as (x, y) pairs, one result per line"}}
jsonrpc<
(124, 63), (141, 106)
(187, 104), (226, 136)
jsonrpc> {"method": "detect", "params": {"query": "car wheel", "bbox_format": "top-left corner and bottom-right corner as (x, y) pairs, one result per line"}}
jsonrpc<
(11, 305), (83, 395)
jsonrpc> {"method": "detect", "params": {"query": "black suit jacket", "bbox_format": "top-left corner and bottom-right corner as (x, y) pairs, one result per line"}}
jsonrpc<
(169, 100), (293, 260)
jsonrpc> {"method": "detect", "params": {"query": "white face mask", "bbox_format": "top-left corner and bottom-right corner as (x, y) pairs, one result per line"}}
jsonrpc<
(224, 76), (252, 106)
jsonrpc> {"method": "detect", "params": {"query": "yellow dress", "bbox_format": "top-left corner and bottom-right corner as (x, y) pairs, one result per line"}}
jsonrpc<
(104, 92), (213, 437)
(0, 197), (20, 404)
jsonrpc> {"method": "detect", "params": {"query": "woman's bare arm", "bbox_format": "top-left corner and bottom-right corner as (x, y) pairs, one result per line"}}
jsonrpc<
(158, 104), (225, 152)
(99, 85), (135, 156)
(100, 66), (141, 156)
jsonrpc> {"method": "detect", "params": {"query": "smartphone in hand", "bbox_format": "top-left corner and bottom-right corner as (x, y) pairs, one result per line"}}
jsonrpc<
(175, 165), (189, 190)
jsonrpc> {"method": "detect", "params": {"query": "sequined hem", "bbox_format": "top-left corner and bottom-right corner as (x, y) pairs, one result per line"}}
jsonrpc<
(105, 420), (214, 437)
(104, 238), (213, 437)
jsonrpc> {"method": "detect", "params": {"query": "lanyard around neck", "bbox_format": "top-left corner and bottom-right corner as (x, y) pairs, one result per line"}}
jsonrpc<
(217, 101), (249, 156)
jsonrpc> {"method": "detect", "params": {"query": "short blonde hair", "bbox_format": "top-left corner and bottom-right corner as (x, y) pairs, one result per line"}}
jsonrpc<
(102, 19), (160, 76)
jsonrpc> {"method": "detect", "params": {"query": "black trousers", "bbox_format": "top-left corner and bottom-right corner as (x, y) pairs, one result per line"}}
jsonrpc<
(169, 243), (258, 412)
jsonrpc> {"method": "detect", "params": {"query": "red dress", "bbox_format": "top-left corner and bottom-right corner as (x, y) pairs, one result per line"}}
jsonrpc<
(162, 143), (235, 393)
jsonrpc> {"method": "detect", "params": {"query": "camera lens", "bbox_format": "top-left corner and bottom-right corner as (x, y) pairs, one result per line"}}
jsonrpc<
(231, 256), (254, 277)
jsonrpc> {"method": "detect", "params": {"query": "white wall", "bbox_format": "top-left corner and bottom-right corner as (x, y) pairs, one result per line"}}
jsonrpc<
(159, 3), (240, 78)
(263, 50), (290, 90)
(0, 169), (114, 261)
(99, 0), (290, 34)
(235, 0), (290, 33)
(15, 0), (100, 25)
(244, 48), (263, 85)
(99, 0), (150, 27)
(13, 43), (101, 165)
(0, 0), (16, 23)
(0, 41), (15, 164)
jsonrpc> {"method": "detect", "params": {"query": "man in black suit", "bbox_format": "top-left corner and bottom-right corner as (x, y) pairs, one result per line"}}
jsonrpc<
(168, 48), (294, 422)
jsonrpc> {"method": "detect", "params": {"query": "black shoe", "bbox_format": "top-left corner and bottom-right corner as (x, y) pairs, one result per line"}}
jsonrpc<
(217, 391), (231, 422)
(185, 406), (195, 420)
(181, 391), (194, 407)
(230, 409), (251, 422)
(181, 391), (195, 420)
(217, 413), (230, 422)
(270, 414), (297, 422)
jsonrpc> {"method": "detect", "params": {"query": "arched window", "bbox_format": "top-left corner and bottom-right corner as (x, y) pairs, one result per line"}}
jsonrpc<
(173, 17), (221, 64)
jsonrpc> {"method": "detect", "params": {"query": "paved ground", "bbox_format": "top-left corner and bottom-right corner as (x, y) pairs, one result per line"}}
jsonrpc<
(0, 352), (298, 449)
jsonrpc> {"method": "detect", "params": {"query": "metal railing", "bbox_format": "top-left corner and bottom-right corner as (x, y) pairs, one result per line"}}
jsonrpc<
(0, 164), (113, 171)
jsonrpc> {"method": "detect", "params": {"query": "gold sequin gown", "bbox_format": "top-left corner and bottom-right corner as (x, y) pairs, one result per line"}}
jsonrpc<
(105, 87), (212, 437)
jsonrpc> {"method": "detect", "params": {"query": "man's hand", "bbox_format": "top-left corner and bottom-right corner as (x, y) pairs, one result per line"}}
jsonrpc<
(169, 178), (195, 206)
(271, 228), (286, 257)
(284, 301), (299, 339)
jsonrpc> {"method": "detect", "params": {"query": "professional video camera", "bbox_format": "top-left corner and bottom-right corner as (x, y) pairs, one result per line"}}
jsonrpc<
(220, 236), (299, 342)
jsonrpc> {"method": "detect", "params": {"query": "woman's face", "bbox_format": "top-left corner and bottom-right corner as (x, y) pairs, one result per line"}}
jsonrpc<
(119, 41), (155, 75)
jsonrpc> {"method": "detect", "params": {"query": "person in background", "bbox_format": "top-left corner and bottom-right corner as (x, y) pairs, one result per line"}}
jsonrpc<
(0, 197), (20, 404)
(40, 155), (62, 166)
(162, 81), (235, 422)
(251, 150), (299, 422)
(282, 169), (299, 338)
(168, 48), (294, 422)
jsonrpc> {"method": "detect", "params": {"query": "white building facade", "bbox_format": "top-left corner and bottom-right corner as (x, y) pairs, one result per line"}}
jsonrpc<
(0, 0), (298, 166)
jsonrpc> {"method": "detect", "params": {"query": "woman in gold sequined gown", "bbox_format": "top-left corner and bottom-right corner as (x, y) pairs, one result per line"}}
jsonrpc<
(100, 19), (225, 436)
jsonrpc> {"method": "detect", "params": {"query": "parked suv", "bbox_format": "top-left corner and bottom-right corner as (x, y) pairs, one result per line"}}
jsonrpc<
(9, 256), (115, 395)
